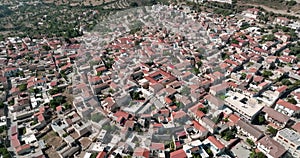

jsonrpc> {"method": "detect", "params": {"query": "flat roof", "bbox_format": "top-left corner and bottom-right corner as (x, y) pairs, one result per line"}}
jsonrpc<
(277, 128), (300, 146)
(225, 91), (263, 117)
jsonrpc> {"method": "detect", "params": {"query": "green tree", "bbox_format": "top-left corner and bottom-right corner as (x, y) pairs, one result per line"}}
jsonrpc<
(130, 2), (138, 7)
(0, 147), (10, 158)
(288, 98), (297, 104)
(18, 83), (27, 92)
(108, 88), (114, 94)
(50, 96), (65, 109)
(97, 71), (102, 76)
(262, 70), (273, 78)
(196, 61), (202, 68)
(198, 107), (208, 114)
(48, 87), (61, 95)
(262, 34), (276, 42)
(0, 126), (7, 133)
(180, 86), (191, 96)
(281, 79), (292, 86)
(17, 71), (24, 77)
(192, 153), (201, 158)
(258, 115), (266, 125)
(0, 102), (4, 109)
(42, 45), (51, 51)
(287, 0), (297, 6)
(250, 151), (266, 158)
(231, 39), (239, 44)
(175, 101), (183, 109)
(241, 73), (247, 80)
(206, 148), (213, 157)
(132, 91), (141, 100)
(170, 141), (175, 151)
(246, 138), (255, 147)
(63, 103), (72, 109)
(221, 130), (235, 141)
(29, 88), (35, 94)
(193, 67), (200, 75)
(221, 52), (229, 60)
(91, 113), (104, 122)
(90, 153), (98, 158)
(267, 126), (278, 136)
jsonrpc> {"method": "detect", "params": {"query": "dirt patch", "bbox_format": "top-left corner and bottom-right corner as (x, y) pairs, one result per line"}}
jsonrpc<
(43, 131), (63, 148)
(79, 137), (92, 150)
(44, 148), (60, 158)
(239, 0), (296, 10)
(41, 0), (115, 6)
(42, 130), (64, 158)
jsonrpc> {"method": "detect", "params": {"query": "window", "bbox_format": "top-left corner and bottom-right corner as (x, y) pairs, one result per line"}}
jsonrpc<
(291, 144), (295, 147)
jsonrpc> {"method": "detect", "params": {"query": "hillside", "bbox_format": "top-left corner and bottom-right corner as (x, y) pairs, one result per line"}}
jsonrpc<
(239, 0), (300, 15)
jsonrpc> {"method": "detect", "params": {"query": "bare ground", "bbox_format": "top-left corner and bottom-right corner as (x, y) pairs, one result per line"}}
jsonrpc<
(42, 130), (63, 158)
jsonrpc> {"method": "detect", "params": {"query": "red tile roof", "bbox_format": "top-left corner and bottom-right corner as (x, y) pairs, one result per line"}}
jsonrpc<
(159, 109), (170, 115)
(153, 123), (163, 128)
(96, 66), (107, 72)
(16, 144), (30, 153)
(192, 120), (207, 132)
(124, 120), (135, 129)
(228, 114), (240, 124)
(56, 105), (62, 112)
(150, 143), (165, 150)
(277, 99), (300, 111)
(113, 111), (129, 119)
(170, 149), (187, 158)
(253, 75), (264, 83)
(37, 114), (44, 122)
(196, 110), (205, 118)
(11, 125), (17, 135)
(11, 137), (20, 148)
(96, 151), (106, 158)
(189, 103), (205, 112)
(292, 122), (300, 134)
(276, 86), (288, 93)
(172, 110), (187, 120)
(134, 147), (150, 158)
(165, 97), (173, 104)
(207, 136), (225, 149)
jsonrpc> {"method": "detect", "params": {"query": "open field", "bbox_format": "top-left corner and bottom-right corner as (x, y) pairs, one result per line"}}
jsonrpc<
(239, 0), (300, 13)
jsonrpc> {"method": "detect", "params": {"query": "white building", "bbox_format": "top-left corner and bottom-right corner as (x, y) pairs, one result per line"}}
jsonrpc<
(274, 99), (300, 117)
(257, 136), (287, 158)
(275, 128), (300, 158)
(225, 91), (263, 121)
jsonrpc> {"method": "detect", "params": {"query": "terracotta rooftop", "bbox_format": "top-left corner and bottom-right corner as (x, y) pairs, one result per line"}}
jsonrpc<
(133, 147), (150, 158)
(170, 149), (187, 158)
(150, 142), (165, 150)
(277, 99), (300, 111)
(207, 136), (225, 149)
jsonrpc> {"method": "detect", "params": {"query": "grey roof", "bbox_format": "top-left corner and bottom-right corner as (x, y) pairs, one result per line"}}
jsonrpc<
(258, 136), (287, 158)
(236, 120), (264, 139)
(202, 117), (216, 128)
(204, 94), (224, 107)
(262, 106), (290, 124)
(277, 128), (300, 146)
